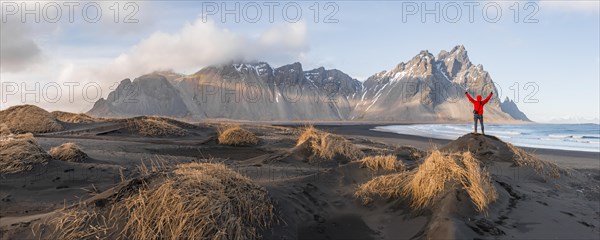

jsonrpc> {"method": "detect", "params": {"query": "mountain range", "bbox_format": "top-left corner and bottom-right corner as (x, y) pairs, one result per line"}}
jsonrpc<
(88, 45), (530, 122)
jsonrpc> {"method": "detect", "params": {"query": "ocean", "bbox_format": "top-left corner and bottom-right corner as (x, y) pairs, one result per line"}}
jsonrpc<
(372, 124), (600, 153)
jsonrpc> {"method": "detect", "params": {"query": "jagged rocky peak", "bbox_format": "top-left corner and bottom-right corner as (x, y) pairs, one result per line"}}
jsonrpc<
(105, 78), (132, 102)
(437, 45), (470, 63)
(276, 62), (303, 73)
(376, 50), (437, 82)
(405, 50), (436, 76)
(190, 62), (276, 84)
(127, 73), (181, 95)
(304, 67), (363, 96)
(230, 62), (273, 76)
(88, 73), (190, 117)
(118, 74), (179, 100)
(274, 62), (305, 86)
(501, 97), (531, 121)
(437, 45), (473, 79)
(119, 78), (132, 85)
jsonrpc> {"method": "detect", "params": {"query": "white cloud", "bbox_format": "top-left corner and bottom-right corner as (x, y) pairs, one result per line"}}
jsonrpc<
(111, 19), (308, 75)
(1, 17), (310, 112)
(538, 0), (600, 14)
(0, 21), (44, 72)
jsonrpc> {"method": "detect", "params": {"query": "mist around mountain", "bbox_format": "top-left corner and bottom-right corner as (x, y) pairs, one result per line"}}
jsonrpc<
(88, 45), (530, 122)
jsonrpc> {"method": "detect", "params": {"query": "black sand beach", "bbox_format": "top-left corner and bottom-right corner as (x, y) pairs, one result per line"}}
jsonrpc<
(1, 115), (599, 239)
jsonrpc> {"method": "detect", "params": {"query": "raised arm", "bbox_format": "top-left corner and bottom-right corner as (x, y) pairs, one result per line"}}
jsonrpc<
(465, 92), (475, 103)
(482, 92), (493, 104)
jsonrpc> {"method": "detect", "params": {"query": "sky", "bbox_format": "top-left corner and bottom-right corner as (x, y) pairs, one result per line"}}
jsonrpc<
(0, 0), (599, 122)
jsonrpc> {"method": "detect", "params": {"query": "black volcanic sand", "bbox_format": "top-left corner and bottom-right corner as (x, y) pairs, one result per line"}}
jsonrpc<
(0, 122), (598, 239)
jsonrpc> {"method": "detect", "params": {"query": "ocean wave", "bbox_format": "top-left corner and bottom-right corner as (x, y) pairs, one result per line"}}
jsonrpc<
(486, 130), (521, 135)
(372, 124), (600, 153)
(540, 138), (561, 141)
(547, 134), (600, 140)
(582, 136), (600, 139)
(548, 134), (572, 138)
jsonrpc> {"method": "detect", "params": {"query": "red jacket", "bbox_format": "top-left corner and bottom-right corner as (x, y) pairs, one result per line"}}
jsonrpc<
(466, 92), (492, 115)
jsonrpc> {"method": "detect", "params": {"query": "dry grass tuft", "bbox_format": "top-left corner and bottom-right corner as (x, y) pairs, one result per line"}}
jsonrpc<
(49, 143), (88, 162)
(0, 133), (50, 174)
(355, 150), (497, 212)
(403, 150), (496, 212)
(0, 123), (11, 136)
(50, 207), (118, 240)
(316, 133), (364, 161)
(50, 162), (274, 240)
(354, 172), (408, 205)
(296, 126), (364, 162)
(126, 118), (187, 137)
(142, 116), (199, 129)
(0, 105), (63, 134)
(297, 125), (320, 146)
(360, 155), (404, 172)
(51, 111), (99, 123)
(127, 163), (274, 239)
(507, 143), (562, 178)
(402, 150), (460, 209)
(459, 152), (497, 212)
(218, 125), (259, 146)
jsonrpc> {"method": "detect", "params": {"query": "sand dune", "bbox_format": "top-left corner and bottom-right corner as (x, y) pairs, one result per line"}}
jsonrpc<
(51, 111), (100, 124)
(0, 133), (51, 174)
(0, 105), (63, 134)
(49, 143), (89, 162)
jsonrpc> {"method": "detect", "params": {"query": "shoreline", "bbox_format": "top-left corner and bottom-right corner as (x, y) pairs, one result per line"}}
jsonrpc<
(315, 124), (600, 169)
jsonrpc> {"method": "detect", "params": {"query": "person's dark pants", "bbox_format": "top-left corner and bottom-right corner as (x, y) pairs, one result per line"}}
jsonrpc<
(474, 114), (484, 134)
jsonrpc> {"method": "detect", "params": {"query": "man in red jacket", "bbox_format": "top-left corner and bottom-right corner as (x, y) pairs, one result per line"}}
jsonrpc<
(465, 91), (493, 135)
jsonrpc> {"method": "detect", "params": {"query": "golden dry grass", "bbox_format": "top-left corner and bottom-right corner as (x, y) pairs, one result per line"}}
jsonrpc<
(49, 143), (88, 162)
(0, 133), (50, 174)
(315, 133), (364, 160)
(403, 150), (496, 212)
(297, 125), (320, 146)
(0, 123), (11, 136)
(402, 150), (459, 209)
(296, 125), (364, 162)
(218, 125), (259, 146)
(50, 162), (275, 240)
(459, 152), (497, 212)
(507, 143), (562, 178)
(355, 150), (497, 213)
(49, 207), (117, 239)
(143, 116), (198, 129)
(126, 118), (187, 137)
(51, 111), (99, 123)
(354, 172), (408, 205)
(0, 105), (63, 134)
(360, 155), (404, 172)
